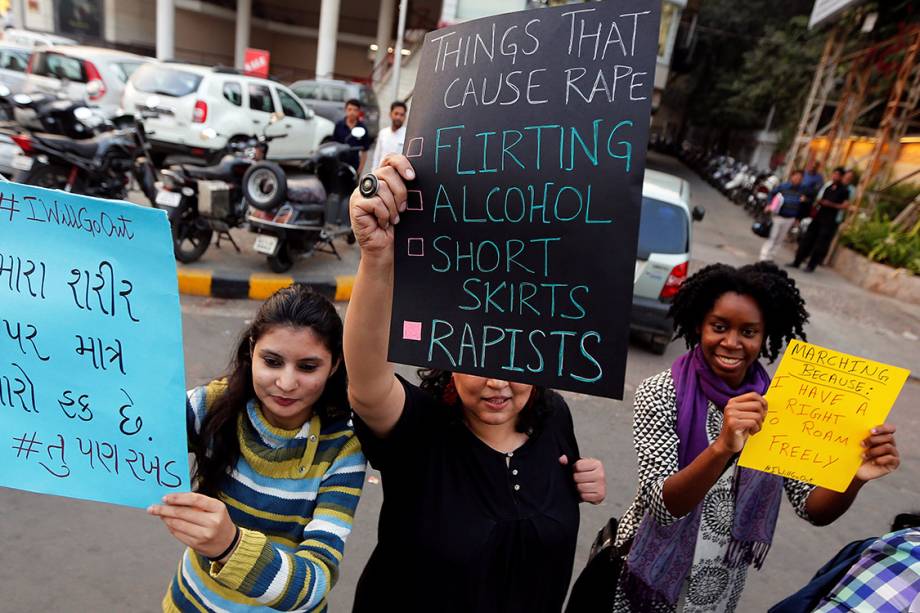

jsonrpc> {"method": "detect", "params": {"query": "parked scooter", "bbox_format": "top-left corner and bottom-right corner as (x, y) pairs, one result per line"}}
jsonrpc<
(154, 122), (277, 262)
(245, 129), (361, 273)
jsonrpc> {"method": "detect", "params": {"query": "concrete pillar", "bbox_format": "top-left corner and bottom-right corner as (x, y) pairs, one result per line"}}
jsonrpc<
(11, 0), (25, 30)
(156, 0), (175, 61)
(104, 0), (117, 43)
(374, 0), (396, 76)
(235, 0), (252, 69)
(315, 0), (341, 80)
(391, 0), (408, 101)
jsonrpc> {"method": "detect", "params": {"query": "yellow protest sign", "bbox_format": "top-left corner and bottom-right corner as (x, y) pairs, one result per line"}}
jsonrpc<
(739, 340), (909, 492)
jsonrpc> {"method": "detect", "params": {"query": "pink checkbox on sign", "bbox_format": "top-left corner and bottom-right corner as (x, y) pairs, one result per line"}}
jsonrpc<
(403, 320), (422, 341)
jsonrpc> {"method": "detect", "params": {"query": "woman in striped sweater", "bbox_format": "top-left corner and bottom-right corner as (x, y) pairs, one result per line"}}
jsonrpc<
(148, 284), (366, 612)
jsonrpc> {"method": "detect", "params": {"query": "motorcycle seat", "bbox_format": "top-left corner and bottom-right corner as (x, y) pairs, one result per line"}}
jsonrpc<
(182, 156), (246, 181)
(286, 175), (326, 203)
(34, 132), (104, 158)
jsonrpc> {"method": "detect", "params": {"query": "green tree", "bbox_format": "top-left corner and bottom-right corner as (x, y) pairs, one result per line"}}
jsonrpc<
(721, 16), (825, 142)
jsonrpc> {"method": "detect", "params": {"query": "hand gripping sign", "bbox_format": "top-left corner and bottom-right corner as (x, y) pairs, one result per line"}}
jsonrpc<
(740, 340), (909, 492)
(0, 182), (189, 508)
(388, 0), (661, 399)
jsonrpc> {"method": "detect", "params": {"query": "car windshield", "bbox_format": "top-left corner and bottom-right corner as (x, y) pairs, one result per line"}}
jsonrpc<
(113, 61), (145, 83)
(360, 87), (377, 107)
(130, 64), (203, 97)
(637, 197), (689, 257)
(31, 52), (85, 82)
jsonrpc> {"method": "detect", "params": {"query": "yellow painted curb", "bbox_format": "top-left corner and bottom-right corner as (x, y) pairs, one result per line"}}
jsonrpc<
(177, 269), (212, 296)
(249, 275), (294, 300)
(335, 275), (355, 301)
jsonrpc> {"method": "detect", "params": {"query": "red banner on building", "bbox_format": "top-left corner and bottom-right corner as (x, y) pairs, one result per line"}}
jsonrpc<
(243, 48), (270, 77)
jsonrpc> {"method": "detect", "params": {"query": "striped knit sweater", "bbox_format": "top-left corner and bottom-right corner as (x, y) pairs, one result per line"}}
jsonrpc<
(163, 380), (366, 612)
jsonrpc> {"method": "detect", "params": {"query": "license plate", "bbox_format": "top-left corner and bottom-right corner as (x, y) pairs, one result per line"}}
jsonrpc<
(253, 234), (279, 255)
(12, 155), (33, 171)
(155, 190), (182, 207)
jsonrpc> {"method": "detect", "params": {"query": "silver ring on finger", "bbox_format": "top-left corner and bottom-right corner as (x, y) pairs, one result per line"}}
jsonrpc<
(359, 173), (379, 198)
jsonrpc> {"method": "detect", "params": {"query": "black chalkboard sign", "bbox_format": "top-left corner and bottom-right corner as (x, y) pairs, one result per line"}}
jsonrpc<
(388, 1), (661, 399)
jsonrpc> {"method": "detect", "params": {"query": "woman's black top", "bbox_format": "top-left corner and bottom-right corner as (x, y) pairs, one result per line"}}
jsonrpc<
(352, 377), (582, 613)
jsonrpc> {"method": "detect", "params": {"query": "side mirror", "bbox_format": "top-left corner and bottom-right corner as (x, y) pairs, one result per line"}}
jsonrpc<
(304, 105), (315, 119)
(351, 126), (366, 139)
(692, 206), (705, 222)
(0, 84), (10, 98)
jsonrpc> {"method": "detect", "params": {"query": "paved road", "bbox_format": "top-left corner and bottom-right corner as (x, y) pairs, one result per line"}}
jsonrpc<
(1, 153), (917, 612)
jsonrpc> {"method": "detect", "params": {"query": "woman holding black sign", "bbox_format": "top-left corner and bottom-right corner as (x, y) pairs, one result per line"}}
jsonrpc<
(344, 154), (607, 613)
(147, 285), (365, 612)
(608, 262), (900, 612)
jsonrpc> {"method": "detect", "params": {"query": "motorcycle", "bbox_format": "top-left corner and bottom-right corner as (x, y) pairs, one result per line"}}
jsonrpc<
(244, 129), (361, 273)
(7, 107), (158, 203)
(154, 124), (278, 263)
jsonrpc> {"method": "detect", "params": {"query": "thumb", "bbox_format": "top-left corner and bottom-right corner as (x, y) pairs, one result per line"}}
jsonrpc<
(558, 454), (569, 466)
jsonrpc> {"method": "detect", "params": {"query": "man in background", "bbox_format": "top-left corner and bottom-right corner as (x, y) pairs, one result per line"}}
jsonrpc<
(332, 98), (372, 173)
(790, 166), (850, 272)
(370, 101), (407, 170)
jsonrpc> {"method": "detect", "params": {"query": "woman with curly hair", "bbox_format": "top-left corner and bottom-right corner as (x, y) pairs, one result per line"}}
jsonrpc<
(611, 262), (900, 613)
(148, 285), (366, 612)
(343, 154), (607, 613)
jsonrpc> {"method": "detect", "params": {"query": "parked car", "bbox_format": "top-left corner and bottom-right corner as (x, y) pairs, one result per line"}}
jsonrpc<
(289, 78), (379, 139)
(631, 169), (705, 354)
(0, 28), (76, 48)
(0, 43), (31, 95)
(122, 62), (334, 162)
(22, 45), (150, 117)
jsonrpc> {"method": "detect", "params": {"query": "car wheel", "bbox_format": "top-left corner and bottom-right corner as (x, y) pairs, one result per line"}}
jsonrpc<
(650, 334), (670, 355)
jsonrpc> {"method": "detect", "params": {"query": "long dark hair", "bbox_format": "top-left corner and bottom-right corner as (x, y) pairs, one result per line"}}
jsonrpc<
(417, 368), (552, 435)
(192, 284), (348, 496)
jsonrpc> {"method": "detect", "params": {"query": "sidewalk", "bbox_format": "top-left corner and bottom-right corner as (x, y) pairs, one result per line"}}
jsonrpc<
(647, 151), (920, 377)
(172, 228), (360, 300)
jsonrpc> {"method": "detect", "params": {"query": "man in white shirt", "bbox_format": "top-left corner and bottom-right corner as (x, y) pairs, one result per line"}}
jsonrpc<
(370, 101), (407, 170)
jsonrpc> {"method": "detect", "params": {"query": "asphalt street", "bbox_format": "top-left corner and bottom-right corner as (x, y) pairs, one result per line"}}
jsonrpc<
(1, 153), (917, 612)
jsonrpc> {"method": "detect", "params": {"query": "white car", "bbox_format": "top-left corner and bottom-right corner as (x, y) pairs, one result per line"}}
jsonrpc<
(22, 45), (150, 117)
(631, 168), (705, 354)
(0, 44), (31, 95)
(121, 62), (334, 162)
(0, 29), (76, 48)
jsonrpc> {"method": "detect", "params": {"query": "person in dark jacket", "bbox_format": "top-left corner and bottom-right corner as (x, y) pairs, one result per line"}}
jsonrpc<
(332, 98), (372, 173)
(759, 170), (808, 261)
(790, 167), (850, 272)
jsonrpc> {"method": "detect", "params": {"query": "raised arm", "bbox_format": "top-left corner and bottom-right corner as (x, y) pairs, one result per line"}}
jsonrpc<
(343, 155), (415, 436)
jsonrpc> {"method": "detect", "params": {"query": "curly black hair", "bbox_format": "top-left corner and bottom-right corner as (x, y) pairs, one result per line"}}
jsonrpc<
(416, 368), (551, 435)
(668, 261), (809, 362)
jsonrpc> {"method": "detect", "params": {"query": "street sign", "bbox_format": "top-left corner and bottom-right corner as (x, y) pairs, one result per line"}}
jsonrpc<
(388, 1), (661, 399)
(809, 0), (868, 29)
(244, 48), (270, 77)
(0, 182), (189, 508)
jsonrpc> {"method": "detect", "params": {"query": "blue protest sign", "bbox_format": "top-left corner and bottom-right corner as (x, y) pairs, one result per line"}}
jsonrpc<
(0, 181), (189, 509)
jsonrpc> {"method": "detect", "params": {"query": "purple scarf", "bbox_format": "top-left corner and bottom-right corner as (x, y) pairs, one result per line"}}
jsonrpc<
(623, 346), (784, 606)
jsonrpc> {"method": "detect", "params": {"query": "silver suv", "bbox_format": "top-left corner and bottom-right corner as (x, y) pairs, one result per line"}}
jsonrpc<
(631, 169), (705, 354)
(289, 79), (380, 139)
